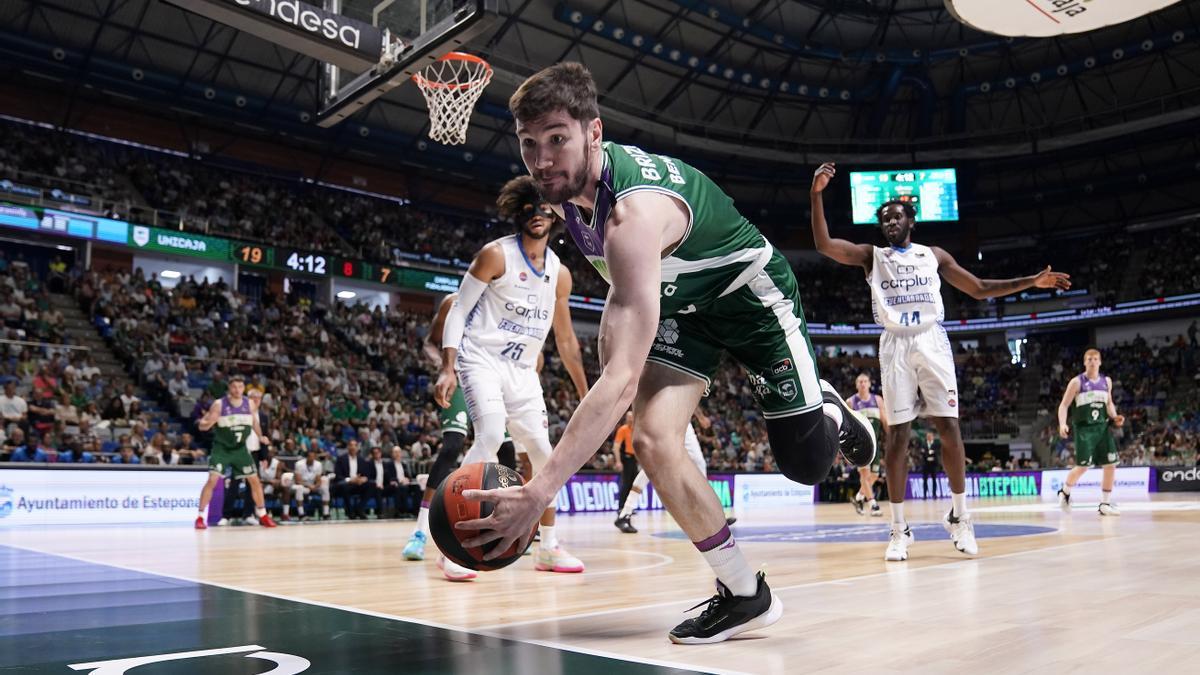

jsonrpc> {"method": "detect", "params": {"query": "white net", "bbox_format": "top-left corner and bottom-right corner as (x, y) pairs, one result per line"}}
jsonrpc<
(413, 53), (493, 146)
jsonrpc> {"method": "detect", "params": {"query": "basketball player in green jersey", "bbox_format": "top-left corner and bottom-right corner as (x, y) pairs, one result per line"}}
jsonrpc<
(194, 375), (276, 529)
(1056, 348), (1125, 516)
(846, 373), (888, 517)
(454, 62), (877, 645)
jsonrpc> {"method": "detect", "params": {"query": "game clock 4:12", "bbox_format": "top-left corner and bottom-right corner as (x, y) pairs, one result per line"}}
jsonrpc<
(281, 250), (328, 275)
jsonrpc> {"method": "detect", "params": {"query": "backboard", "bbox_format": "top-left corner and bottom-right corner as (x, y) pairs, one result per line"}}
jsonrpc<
(318, 0), (498, 127)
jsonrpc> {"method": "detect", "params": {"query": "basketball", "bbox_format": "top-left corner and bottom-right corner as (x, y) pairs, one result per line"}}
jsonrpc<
(429, 462), (534, 571)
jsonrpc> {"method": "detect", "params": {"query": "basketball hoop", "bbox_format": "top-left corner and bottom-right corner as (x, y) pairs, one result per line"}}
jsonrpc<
(413, 52), (493, 146)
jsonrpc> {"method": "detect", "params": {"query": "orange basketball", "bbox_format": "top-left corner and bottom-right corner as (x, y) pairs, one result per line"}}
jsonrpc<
(428, 462), (534, 571)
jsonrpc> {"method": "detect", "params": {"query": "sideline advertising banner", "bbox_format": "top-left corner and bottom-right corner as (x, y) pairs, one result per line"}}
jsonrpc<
(734, 473), (816, 509)
(554, 473), (735, 515)
(0, 467), (209, 526)
(906, 471), (1042, 500)
(1040, 467), (1152, 499)
(1155, 466), (1200, 492)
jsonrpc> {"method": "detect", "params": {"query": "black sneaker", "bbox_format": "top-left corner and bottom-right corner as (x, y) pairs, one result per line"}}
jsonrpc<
(820, 379), (876, 467)
(614, 516), (638, 534)
(851, 496), (865, 516)
(668, 571), (782, 645)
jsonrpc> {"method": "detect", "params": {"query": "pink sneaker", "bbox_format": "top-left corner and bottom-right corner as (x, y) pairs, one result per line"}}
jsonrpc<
(534, 546), (585, 573)
(437, 555), (478, 581)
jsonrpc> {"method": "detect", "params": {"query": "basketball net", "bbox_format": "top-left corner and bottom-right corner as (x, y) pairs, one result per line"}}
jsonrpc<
(413, 52), (493, 146)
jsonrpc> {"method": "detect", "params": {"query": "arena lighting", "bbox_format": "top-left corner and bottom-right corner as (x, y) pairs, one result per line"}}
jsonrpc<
(159, 270), (182, 279)
(54, 245), (73, 251)
(336, 290), (357, 299)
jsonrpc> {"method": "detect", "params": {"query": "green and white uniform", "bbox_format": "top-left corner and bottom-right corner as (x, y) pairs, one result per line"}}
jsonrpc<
(439, 388), (471, 436)
(210, 395), (257, 478)
(1070, 372), (1118, 467)
(562, 142), (821, 418)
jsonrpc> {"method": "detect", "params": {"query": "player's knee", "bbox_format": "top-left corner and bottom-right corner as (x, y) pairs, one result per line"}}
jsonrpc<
(766, 410), (838, 486)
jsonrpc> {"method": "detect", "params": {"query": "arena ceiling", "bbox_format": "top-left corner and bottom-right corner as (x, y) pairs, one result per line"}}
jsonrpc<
(1, 0), (1199, 208)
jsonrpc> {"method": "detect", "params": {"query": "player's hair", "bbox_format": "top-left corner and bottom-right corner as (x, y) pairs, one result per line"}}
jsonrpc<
(509, 62), (599, 125)
(229, 374), (245, 384)
(876, 199), (916, 223)
(496, 175), (548, 224)
(1084, 348), (1101, 359)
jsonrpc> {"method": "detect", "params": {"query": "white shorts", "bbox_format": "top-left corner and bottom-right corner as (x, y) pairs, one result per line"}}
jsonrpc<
(879, 325), (959, 424)
(457, 353), (546, 423)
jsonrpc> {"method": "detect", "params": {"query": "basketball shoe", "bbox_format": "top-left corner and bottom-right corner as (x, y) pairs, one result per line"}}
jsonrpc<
(535, 546), (585, 573)
(437, 555), (477, 582)
(259, 514), (278, 528)
(194, 516), (207, 530)
(1098, 502), (1121, 516)
(851, 495), (866, 515)
(885, 524), (913, 561)
(669, 571), (782, 645)
(820, 380), (876, 467)
(1057, 488), (1072, 512)
(943, 509), (978, 555)
(614, 515), (638, 534)
(869, 502), (882, 517)
(403, 531), (427, 560)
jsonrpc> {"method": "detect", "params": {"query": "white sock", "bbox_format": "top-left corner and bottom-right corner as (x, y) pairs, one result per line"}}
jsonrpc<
(1062, 483), (1073, 496)
(696, 526), (757, 597)
(254, 507), (267, 518)
(951, 492), (967, 518)
(1102, 490), (1112, 504)
(822, 402), (844, 427)
(297, 505), (305, 516)
(282, 503), (290, 516)
(869, 499), (878, 508)
(540, 525), (558, 551)
(198, 509), (207, 518)
(890, 502), (905, 526)
(619, 492), (640, 518)
(322, 503), (330, 516)
(415, 506), (430, 535)
(855, 491), (865, 503)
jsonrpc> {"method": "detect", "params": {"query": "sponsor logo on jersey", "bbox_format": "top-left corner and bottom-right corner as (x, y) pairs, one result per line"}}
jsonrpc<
(772, 358), (794, 375)
(504, 301), (549, 320)
(656, 319), (680, 345)
(779, 380), (798, 402)
(519, 271), (528, 282)
(880, 276), (934, 292)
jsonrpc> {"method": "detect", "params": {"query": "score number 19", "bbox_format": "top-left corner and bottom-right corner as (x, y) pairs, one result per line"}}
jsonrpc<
(238, 245), (266, 265)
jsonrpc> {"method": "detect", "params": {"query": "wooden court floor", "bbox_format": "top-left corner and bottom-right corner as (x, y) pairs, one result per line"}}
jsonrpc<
(4, 495), (1200, 674)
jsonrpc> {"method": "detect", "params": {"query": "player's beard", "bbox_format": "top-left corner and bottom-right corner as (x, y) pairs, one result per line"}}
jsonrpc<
(521, 219), (551, 240)
(883, 221), (911, 246)
(538, 142), (591, 204)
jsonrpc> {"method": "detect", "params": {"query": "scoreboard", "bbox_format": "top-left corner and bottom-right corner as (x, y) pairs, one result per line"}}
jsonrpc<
(849, 168), (959, 224)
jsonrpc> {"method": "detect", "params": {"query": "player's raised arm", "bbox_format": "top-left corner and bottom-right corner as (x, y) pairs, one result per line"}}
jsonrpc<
(1057, 376), (1081, 438)
(932, 247), (1071, 300)
(436, 244), (504, 407)
(552, 266), (589, 399)
(810, 162), (872, 268)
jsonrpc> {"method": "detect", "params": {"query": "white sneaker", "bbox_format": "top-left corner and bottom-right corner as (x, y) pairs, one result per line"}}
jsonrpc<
(869, 502), (883, 517)
(437, 555), (477, 582)
(943, 510), (979, 556)
(217, 518), (229, 527)
(884, 525), (913, 561)
(535, 545), (585, 573)
(1098, 502), (1121, 516)
(1057, 489), (1072, 513)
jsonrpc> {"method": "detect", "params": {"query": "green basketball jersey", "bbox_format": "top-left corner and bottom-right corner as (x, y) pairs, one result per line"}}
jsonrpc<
(1070, 373), (1110, 428)
(562, 142), (773, 317)
(213, 395), (255, 453)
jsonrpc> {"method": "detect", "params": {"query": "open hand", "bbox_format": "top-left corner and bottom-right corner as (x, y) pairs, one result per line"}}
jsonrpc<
(454, 485), (544, 560)
(811, 162), (836, 193)
(434, 368), (457, 409)
(1033, 266), (1071, 291)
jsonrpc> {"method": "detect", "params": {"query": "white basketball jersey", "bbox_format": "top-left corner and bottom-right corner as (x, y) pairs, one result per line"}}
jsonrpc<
(868, 244), (944, 335)
(459, 235), (559, 369)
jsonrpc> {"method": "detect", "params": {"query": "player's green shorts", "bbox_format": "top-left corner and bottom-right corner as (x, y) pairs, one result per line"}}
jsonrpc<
(867, 420), (885, 472)
(440, 388), (471, 436)
(646, 251), (823, 419)
(209, 446), (256, 478)
(1073, 424), (1118, 467)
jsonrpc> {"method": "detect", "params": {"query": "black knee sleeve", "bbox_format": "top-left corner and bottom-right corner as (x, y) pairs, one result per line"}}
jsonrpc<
(428, 431), (465, 492)
(497, 440), (517, 471)
(766, 408), (840, 485)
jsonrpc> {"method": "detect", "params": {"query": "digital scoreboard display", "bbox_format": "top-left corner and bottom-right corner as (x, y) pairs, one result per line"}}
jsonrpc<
(849, 168), (959, 224)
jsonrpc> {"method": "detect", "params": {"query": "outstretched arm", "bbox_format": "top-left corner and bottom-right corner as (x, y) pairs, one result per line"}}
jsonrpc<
(933, 247), (1071, 300)
(552, 267), (589, 400)
(810, 162), (872, 268)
